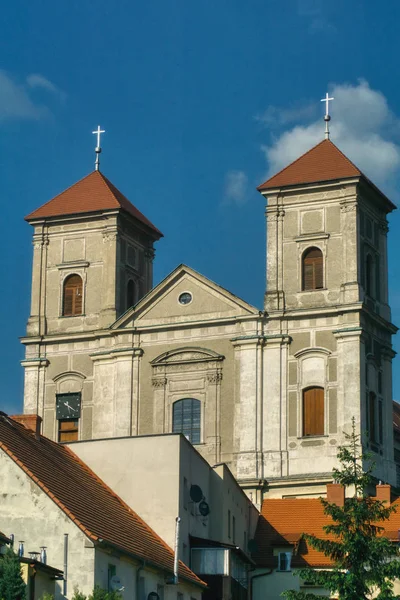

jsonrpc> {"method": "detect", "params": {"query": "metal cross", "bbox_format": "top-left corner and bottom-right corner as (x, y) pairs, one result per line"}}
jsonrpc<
(321, 93), (334, 117)
(92, 126), (105, 171)
(92, 125), (105, 149)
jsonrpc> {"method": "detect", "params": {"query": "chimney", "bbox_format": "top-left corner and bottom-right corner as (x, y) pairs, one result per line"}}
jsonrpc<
(326, 483), (345, 506)
(11, 414), (42, 439)
(376, 484), (391, 504)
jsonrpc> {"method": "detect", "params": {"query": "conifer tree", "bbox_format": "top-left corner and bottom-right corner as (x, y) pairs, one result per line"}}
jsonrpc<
(283, 418), (400, 600)
(0, 547), (26, 600)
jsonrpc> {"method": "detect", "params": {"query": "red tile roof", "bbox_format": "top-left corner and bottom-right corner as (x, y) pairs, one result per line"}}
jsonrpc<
(257, 139), (362, 191)
(0, 413), (204, 588)
(25, 171), (163, 238)
(254, 495), (400, 568)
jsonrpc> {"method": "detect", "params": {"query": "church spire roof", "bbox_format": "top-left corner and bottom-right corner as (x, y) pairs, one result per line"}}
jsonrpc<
(25, 170), (163, 237)
(257, 139), (362, 191)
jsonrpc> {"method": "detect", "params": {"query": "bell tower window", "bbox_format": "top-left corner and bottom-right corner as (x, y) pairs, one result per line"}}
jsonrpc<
(303, 387), (324, 436)
(302, 247), (323, 291)
(127, 279), (135, 309)
(63, 274), (83, 316)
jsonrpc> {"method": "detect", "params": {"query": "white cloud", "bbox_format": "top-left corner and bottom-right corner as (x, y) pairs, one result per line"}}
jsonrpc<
(27, 74), (65, 100)
(0, 70), (64, 121)
(297, 0), (336, 34)
(261, 80), (400, 196)
(223, 170), (248, 206)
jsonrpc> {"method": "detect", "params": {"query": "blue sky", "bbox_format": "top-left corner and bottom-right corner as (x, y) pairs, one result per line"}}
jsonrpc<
(2, 0), (400, 414)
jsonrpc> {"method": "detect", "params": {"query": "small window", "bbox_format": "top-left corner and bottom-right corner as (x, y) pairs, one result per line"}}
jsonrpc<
(58, 419), (79, 442)
(172, 399), (201, 444)
(127, 280), (135, 309)
(302, 247), (323, 291)
(108, 564), (116, 592)
(232, 516), (236, 544)
(63, 274), (83, 316)
(278, 552), (292, 571)
(228, 510), (231, 539)
(303, 387), (324, 436)
(183, 477), (188, 511)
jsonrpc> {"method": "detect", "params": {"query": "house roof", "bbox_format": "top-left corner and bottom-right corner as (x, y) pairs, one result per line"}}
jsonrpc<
(254, 495), (400, 568)
(253, 498), (334, 568)
(0, 531), (10, 545)
(0, 413), (204, 588)
(257, 140), (362, 191)
(25, 171), (163, 238)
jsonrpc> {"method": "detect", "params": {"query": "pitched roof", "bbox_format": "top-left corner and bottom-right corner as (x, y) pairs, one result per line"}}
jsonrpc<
(25, 171), (163, 238)
(257, 139), (362, 191)
(0, 413), (204, 588)
(254, 495), (400, 568)
(254, 498), (334, 568)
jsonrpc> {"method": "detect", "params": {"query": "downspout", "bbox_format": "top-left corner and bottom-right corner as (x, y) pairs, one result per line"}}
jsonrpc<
(136, 560), (146, 599)
(174, 517), (181, 584)
(249, 568), (273, 600)
(63, 533), (68, 597)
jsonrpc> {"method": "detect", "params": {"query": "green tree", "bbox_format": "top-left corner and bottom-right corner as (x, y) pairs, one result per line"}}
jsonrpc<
(283, 418), (400, 600)
(0, 547), (26, 600)
(72, 585), (122, 600)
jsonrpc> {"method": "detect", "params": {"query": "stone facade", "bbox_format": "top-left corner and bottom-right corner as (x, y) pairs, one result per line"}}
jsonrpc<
(22, 157), (398, 501)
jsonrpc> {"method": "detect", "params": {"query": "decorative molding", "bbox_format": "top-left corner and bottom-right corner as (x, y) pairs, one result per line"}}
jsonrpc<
(53, 370), (86, 383)
(266, 208), (285, 222)
(21, 357), (49, 368)
(340, 202), (357, 213)
(152, 377), (168, 388)
(56, 260), (90, 270)
(33, 236), (49, 249)
(103, 231), (118, 243)
(144, 248), (155, 261)
(293, 346), (332, 359)
(151, 346), (224, 367)
(206, 371), (223, 384)
(294, 233), (330, 243)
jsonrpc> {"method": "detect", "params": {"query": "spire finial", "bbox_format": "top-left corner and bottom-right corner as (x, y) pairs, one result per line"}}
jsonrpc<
(92, 125), (105, 171)
(321, 92), (334, 139)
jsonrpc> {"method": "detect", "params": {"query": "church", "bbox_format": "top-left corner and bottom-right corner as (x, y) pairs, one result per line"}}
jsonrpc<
(21, 123), (398, 503)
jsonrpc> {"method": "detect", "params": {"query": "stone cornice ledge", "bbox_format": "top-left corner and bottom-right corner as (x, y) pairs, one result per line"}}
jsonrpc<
(21, 357), (49, 367)
(90, 347), (143, 361)
(294, 233), (330, 243)
(56, 260), (90, 270)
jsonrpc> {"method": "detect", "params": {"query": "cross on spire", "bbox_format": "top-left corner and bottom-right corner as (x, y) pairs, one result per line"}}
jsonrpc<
(92, 125), (105, 171)
(321, 93), (334, 140)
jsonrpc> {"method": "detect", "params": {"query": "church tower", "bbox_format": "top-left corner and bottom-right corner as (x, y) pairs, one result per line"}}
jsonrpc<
(258, 139), (397, 494)
(22, 167), (162, 433)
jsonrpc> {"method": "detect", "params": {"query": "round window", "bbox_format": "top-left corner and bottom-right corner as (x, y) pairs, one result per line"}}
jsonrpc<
(178, 292), (192, 305)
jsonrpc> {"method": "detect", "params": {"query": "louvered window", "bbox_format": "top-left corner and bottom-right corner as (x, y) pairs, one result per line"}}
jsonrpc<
(302, 247), (323, 291)
(63, 274), (83, 316)
(303, 387), (324, 436)
(173, 398), (201, 444)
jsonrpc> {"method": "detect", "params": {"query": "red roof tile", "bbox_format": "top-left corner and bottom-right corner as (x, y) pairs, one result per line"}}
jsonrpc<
(257, 139), (362, 191)
(255, 495), (400, 568)
(25, 171), (163, 238)
(0, 414), (204, 588)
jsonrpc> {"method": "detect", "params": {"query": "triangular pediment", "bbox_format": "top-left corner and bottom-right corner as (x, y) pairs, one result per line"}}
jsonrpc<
(112, 264), (258, 329)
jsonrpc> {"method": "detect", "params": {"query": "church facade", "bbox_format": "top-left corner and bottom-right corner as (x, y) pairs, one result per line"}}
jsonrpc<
(21, 139), (398, 501)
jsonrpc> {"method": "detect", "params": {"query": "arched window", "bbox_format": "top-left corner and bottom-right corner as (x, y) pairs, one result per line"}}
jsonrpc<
(127, 280), (135, 309)
(303, 387), (324, 436)
(172, 398), (201, 444)
(63, 274), (83, 316)
(302, 247), (323, 291)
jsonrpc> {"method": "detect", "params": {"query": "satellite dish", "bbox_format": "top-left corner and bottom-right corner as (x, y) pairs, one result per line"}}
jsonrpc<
(198, 500), (210, 516)
(110, 575), (124, 592)
(190, 484), (203, 503)
(248, 539), (258, 553)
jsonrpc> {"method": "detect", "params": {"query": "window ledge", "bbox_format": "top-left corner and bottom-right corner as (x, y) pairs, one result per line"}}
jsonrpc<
(298, 288), (327, 293)
(295, 233), (330, 242)
(59, 314), (86, 318)
(57, 261), (90, 270)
